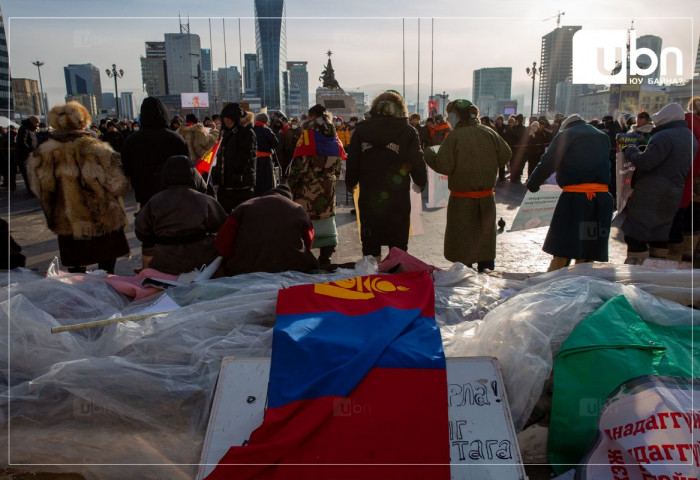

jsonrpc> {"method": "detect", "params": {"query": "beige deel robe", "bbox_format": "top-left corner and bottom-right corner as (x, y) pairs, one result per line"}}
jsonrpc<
(424, 121), (511, 265)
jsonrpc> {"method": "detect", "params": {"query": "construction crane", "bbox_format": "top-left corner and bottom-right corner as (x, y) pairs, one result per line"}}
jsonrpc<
(543, 10), (566, 28)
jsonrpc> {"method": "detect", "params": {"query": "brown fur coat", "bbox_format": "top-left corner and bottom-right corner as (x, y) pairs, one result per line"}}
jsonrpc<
(177, 123), (218, 161)
(27, 103), (130, 237)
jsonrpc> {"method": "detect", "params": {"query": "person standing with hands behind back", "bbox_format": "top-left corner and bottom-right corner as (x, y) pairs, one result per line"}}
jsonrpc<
(345, 90), (427, 262)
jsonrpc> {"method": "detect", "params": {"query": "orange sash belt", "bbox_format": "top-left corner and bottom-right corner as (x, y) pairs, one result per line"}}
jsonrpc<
(562, 183), (608, 201)
(450, 188), (495, 199)
(256, 151), (272, 157)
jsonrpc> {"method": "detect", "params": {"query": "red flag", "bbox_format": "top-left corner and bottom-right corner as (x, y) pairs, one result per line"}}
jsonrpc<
(195, 140), (221, 175)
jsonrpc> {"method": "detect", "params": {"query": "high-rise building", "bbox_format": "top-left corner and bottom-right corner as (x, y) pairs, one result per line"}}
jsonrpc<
(201, 48), (212, 72)
(164, 33), (202, 94)
(286, 61), (309, 118)
(141, 41), (168, 97)
(11, 78), (41, 117)
(120, 92), (135, 119)
(473, 67), (512, 117)
(0, 6), (12, 116)
(65, 94), (98, 118)
(254, 0), (287, 110)
(348, 91), (367, 117)
(635, 35), (662, 81)
(244, 53), (258, 95)
(102, 92), (116, 113)
(537, 25), (582, 116)
(217, 66), (242, 103)
(64, 63), (103, 111)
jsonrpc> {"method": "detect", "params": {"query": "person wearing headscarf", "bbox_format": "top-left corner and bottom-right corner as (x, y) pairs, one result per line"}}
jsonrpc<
(621, 103), (698, 264)
(345, 90), (427, 261)
(527, 114), (614, 271)
(424, 99), (511, 272)
(287, 104), (346, 266)
(212, 103), (257, 213)
(27, 102), (130, 273)
(135, 155), (226, 275)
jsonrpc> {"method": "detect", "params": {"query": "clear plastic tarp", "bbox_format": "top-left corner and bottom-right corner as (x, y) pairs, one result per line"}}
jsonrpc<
(0, 263), (694, 478)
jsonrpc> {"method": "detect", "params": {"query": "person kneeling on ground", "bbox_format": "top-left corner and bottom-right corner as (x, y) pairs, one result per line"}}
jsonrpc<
(135, 155), (226, 275)
(215, 184), (319, 276)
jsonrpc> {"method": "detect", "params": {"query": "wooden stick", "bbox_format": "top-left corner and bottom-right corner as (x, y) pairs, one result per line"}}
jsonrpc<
(51, 311), (171, 334)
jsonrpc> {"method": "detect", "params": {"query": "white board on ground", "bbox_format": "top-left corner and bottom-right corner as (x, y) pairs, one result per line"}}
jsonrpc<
(197, 356), (526, 480)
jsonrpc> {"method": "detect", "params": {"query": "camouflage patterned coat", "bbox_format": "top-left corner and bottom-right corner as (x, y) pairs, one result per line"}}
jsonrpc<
(287, 117), (343, 220)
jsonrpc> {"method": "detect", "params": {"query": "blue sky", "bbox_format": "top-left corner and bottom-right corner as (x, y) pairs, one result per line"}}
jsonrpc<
(2, 0), (698, 114)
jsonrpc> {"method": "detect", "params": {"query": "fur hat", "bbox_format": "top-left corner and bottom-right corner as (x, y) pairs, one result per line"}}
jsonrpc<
(369, 90), (408, 118)
(688, 96), (700, 115)
(221, 103), (245, 122)
(48, 102), (91, 131)
(652, 103), (685, 126)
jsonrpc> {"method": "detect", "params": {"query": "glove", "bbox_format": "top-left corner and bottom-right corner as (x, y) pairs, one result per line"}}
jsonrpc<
(411, 183), (423, 194)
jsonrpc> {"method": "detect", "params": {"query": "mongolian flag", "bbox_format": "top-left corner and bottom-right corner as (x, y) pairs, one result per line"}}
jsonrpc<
(293, 128), (347, 159)
(205, 271), (450, 479)
(195, 139), (222, 175)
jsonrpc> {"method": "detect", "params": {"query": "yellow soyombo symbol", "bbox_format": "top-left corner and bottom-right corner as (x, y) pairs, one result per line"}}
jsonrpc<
(314, 277), (409, 300)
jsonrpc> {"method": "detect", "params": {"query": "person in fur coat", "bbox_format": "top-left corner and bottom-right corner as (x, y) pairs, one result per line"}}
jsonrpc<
(177, 113), (218, 162)
(27, 102), (130, 273)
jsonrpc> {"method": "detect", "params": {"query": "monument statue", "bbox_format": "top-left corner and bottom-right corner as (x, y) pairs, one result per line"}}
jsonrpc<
(320, 50), (341, 89)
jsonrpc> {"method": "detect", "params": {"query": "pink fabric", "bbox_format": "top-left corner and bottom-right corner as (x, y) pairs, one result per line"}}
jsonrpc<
(378, 248), (438, 273)
(104, 268), (179, 300)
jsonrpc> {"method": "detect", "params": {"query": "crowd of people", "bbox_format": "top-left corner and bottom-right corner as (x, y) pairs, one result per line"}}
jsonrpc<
(6, 89), (700, 276)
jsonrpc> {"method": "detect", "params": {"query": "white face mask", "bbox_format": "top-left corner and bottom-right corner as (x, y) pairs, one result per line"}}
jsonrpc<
(133, 127), (139, 131)
(349, 122), (356, 128)
(291, 124), (299, 129)
(447, 112), (460, 127)
(334, 121), (342, 127)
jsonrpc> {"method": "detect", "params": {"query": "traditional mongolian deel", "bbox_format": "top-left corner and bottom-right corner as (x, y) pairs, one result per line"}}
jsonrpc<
(205, 271), (450, 480)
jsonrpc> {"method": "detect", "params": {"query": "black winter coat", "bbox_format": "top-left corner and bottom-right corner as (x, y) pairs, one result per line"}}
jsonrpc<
(121, 97), (189, 205)
(213, 112), (257, 190)
(346, 116), (427, 248)
(16, 119), (38, 162)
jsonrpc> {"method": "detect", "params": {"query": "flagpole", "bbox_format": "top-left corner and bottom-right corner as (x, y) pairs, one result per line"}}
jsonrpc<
(417, 18), (420, 118)
(223, 19), (229, 102)
(238, 17), (243, 100)
(209, 18), (216, 113)
(430, 18), (434, 99)
(402, 18), (405, 100)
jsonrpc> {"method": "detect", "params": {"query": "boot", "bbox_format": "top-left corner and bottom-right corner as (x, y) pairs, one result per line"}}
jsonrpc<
(682, 235), (698, 262)
(547, 256), (571, 272)
(624, 250), (649, 265)
(667, 243), (683, 262)
(142, 246), (155, 270)
(648, 247), (669, 259)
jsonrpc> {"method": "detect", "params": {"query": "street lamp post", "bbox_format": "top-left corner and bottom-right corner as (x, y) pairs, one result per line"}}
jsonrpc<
(31, 60), (47, 118)
(106, 64), (124, 119)
(526, 62), (543, 120)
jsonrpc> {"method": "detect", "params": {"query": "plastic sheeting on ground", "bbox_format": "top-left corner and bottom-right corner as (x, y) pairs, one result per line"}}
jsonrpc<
(0, 263), (694, 478)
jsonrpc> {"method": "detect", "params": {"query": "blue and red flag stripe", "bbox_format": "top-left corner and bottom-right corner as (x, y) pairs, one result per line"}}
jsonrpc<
(205, 271), (450, 479)
(293, 128), (347, 160)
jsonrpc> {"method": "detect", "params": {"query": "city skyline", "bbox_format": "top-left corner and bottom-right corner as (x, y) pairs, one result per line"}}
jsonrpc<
(2, 0), (698, 117)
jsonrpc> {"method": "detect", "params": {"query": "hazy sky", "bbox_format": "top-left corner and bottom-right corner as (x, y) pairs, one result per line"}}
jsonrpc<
(2, 0), (698, 114)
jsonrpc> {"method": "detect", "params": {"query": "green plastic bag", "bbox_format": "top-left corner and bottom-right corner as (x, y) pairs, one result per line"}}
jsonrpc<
(548, 294), (698, 473)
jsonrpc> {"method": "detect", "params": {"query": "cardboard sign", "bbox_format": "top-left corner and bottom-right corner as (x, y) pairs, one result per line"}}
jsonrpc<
(616, 133), (640, 213)
(181, 92), (209, 108)
(426, 146), (451, 208)
(510, 185), (562, 231)
(577, 376), (699, 480)
(197, 357), (525, 480)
